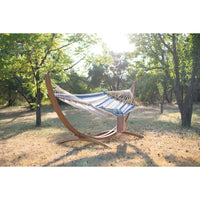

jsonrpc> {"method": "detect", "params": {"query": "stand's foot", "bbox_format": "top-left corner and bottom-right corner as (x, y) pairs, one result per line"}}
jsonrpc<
(122, 131), (144, 138)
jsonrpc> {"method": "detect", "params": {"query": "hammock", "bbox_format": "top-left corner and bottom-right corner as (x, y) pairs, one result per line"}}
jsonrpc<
(54, 84), (136, 117)
(45, 74), (143, 148)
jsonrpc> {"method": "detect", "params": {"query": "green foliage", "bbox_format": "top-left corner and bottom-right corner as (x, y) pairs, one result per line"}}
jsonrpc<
(0, 33), (99, 104)
(59, 70), (89, 94)
(0, 33), (100, 126)
(121, 68), (137, 90)
(136, 73), (160, 104)
(128, 33), (200, 127)
(128, 33), (200, 101)
(88, 51), (130, 91)
(0, 79), (17, 106)
(157, 82), (164, 97)
(88, 64), (105, 89)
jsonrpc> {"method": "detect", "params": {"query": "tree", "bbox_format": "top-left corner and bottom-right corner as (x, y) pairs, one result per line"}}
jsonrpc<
(128, 33), (200, 127)
(88, 51), (129, 91)
(0, 78), (18, 106)
(58, 70), (89, 94)
(0, 33), (100, 126)
(134, 72), (162, 104)
(0, 77), (36, 108)
(88, 64), (106, 89)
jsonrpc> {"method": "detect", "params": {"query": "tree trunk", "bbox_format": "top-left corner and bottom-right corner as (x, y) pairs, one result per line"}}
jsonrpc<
(116, 77), (120, 90)
(160, 79), (168, 113)
(180, 103), (193, 127)
(169, 90), (173, 103)
(158, 34), (199, 128)
(35, 71), (42, 126)
(36, 88), (42, 126)
(8, 82), (12, 106)
(36, 103), (41, 126)
(179, 34), (200, 127)
(160, 102), (163, 114)
(160, 91), (165, 114)
(172, 34), (194, 127)
(165, 95), (169, 103)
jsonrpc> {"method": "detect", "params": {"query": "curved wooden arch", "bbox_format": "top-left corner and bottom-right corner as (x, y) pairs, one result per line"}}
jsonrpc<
(45, 74), (143, 149)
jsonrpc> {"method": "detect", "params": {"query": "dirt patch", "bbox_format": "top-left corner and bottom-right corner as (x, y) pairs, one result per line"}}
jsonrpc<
(0, 104), (200, 166)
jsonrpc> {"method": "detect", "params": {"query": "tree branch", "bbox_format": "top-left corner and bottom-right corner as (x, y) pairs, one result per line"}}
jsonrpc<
(172, 34), (181, 86)
(64, 55), (86, 71)
(50, 40), (77, 52)
(158, 34), (174, 55)
(184, 35), (200, 103)
(40, 33), (56, 66)
(167, 33), (173, 38)
(50, 34), (87, 52)
(144, 66), (163, 71)
(64, 46), (93, 71)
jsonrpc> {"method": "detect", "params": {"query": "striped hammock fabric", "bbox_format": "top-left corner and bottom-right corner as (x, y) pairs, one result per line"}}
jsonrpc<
(54, 85), (135, 117)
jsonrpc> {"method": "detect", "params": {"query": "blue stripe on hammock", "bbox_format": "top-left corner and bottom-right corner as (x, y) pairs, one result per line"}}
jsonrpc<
(106, 99), (122, 109)
(56, 93), (116, 110)
(80, 94), (108, 104)
(122, 104), (135, 114)
(95, 96), (112, 107)
(58, 97), (114, 117)
(123, 105), (135, 114)
(56, 93), (108, 105)
(96, 98), (115, 108)
(90, 96), (109, 105)
(55, 92), (135, 116)
(121, 104), (129, 112)
(75, 92), (105, 98)
(117, 102), (126, 110)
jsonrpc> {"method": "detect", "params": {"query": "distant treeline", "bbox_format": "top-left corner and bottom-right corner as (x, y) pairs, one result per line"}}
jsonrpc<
(0, 33), (200, 127)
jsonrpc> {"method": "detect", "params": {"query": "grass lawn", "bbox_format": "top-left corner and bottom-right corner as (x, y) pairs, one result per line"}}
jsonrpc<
(0, 104), (200, 166)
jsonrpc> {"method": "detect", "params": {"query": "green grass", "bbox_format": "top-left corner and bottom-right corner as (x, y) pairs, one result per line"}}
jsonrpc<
(0, 104), (200, 166)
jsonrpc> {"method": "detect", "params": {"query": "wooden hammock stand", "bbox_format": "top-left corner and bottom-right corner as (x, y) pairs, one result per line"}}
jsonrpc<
(45, 74), (143, 148)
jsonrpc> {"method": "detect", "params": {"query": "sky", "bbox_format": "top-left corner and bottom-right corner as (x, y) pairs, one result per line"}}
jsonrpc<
(94, 33), (135, 53)
(74, 33), (135, 75)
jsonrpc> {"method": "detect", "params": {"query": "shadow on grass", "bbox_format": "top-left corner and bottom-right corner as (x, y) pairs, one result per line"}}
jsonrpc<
(164, 154), (200, 166)
(43, 143), (94, 167)
(127, 117), (179, 133)
(0, 131), (24, 141)
(0, 106), (7, 110)
(0, 108), (33, 121)
(43, 143), (158, 167)
(1, 103), (199, 143)
(0, 122), (39, 141)
(0, 118), (69, 141)
(0, 104), (62, 121)
(0, 115), (64, 141)
(127, 114), (200, 135)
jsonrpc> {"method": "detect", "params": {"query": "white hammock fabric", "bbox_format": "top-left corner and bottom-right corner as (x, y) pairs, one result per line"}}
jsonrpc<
(54, 85), (135, 117)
